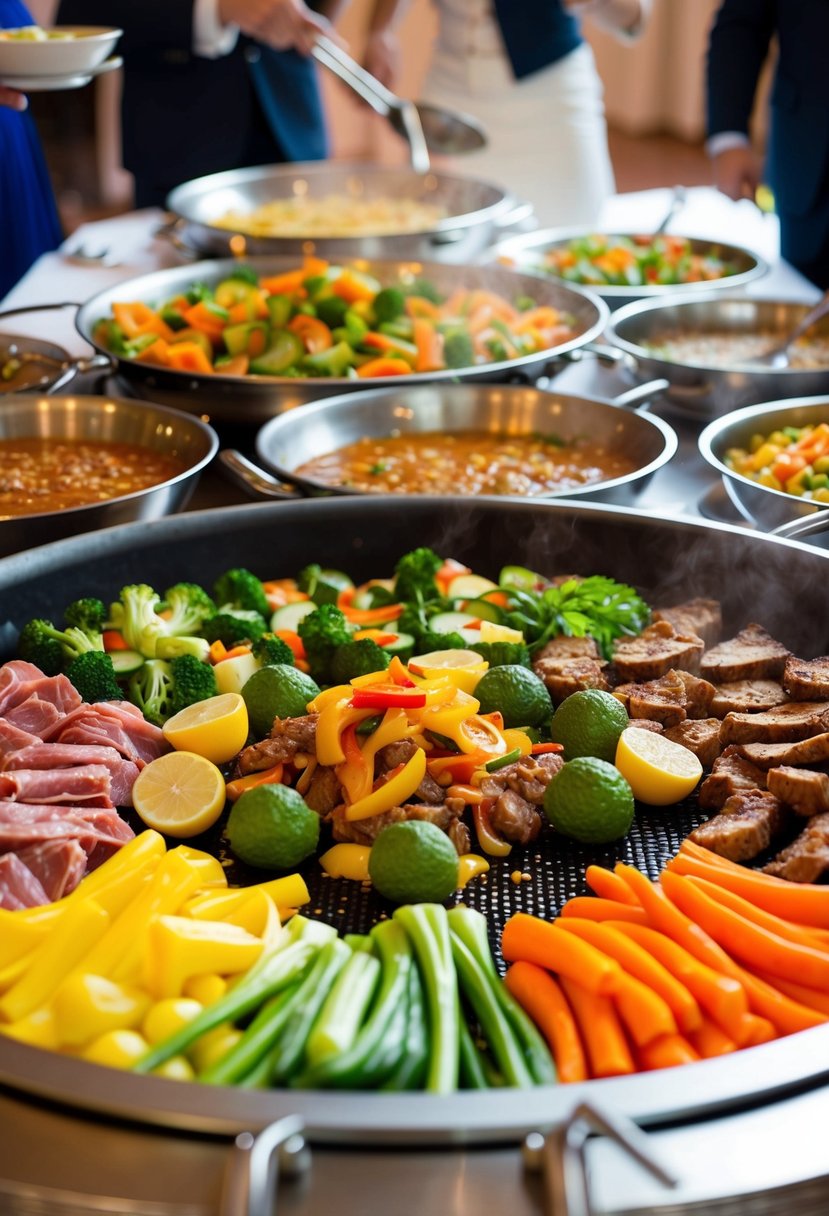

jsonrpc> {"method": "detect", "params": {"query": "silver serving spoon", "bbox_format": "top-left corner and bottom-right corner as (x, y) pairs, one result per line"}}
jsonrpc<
(754, 289), (829, 369)
(652, 185), (687, 236)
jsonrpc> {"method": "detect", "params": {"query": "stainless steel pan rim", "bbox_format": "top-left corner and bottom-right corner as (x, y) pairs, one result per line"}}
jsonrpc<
(489, 228), (769, 304)
(698, 394), (829, 530)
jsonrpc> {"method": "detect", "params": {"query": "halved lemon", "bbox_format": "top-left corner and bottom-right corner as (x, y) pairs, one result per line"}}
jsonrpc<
(162, 693), (249, 765)
(408, 649), (488, 694)
(614, 727), (703, 806)
(132, 751), (227, 838)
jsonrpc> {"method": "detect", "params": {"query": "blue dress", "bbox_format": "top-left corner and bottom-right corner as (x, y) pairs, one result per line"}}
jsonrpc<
(0, 0), (63, 301)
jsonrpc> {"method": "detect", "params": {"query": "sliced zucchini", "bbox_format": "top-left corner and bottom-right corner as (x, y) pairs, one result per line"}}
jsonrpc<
(108, 649), (144, 676)
(446, 573), (499, 600)
(461, 597), (504, 624)
(380, 632), (415, 661)
(270, 601), (316, 633)
(429, 611), (481, 644)
(499, 565), (543, 592)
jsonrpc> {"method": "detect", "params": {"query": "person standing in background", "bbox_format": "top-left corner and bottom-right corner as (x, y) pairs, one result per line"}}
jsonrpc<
(364, 0), (649, 228)
(0, 1), (63, 300)
(706, 0), (829, 290)
(56, 0), (345, 207)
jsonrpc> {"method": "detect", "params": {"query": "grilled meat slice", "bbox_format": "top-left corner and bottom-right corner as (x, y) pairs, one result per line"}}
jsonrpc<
(652, 598), (722, 649)
(533, 657), (610, 704)
(663, 719), (722, 769)
(489, 789), (542, 845)
(302, 766), (341, 815)
(613, 669), (714, 728)
(626, 719), (664, 733)
(479, 752), (563, 807)
(719, 702), (829, 747)
(329, 798), (467, 853)
(737, 732), (829, 770)
(534, 636), (604, 663)
(700, 624), (789, 684)
(235, 714), (318, 775)
(710, 680), (788, 717)
(766, 766), (829, 817)
(689, 789), (785, 861)
(698, 746), (767, 810)
(612, 621), (704, 682)
(448, 818), (472, 855)
(783, 656), (829, 702)
(764, 813), (829, 882)
(376, 740), (446, 805)
(676, 671), (717, 718)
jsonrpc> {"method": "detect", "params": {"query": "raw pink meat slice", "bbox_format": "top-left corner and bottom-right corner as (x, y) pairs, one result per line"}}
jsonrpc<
(0, 720), (41, 760)
(16, 839), (87, 900)
(0, 852), (49, 909)
(0, 765), (113, 806)
(4, 743), (140, 807)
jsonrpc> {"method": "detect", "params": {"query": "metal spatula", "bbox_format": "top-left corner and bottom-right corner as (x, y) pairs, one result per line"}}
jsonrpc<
(312, 35), (487, 174)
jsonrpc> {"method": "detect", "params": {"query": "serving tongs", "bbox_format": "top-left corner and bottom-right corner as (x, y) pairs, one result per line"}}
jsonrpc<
(753, 288), (829, 368)
(312, 35), (487, 174)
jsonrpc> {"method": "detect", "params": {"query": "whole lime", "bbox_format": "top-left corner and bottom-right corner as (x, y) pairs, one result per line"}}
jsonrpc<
(543, 756), (635, 844)
(241, 664), (320, 739)
(226, 783), (320, 869)
(550, 688), (629, 762)
(368, 820), (459, 905)
(473, 664), (553, 729)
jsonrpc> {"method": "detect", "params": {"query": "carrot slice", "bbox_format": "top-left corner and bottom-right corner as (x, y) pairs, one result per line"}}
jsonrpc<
(504, 960), (587, 1083)
(559, 976), (635, 1078)
(559, 897), (649, 925)
(355, 357), (412, 378)
(585, 865), (639, 906)
(636, 1033), (700, 1071)
(501, 913), (622, 996)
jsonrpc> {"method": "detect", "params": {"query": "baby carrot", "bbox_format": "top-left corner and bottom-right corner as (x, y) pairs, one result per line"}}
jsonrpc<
(681, 875), (829, 954)
(501, 914), (622, 996)
(559, 898), (649, 925)
(668, 850), (829, 930)
(559, 976), (635, 1079)
(637, 1033), (700, 1072)
(688, 1016), (736, 1059)
(557, 919), (702, 1034)
(730, 966), (827, 1035)
(738, 1013), (776, 1046)
(504, 961), (588, 1083)
(661, 870), (829, 991)
(754, 972), (829, 1016)
(585, 865), (639, 905)
(613, 971), (678, 1048)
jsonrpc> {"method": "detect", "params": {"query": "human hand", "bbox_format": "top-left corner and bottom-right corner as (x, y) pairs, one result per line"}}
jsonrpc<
(363, 27), (400, 90)
(0, 85), (27, 110)
(217, 0), (333, 56)
(711, 145), (761, 203)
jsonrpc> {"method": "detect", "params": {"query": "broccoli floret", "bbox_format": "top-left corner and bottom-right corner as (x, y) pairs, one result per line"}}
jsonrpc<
(162, 582), (216, 636)
(252, 633), (295, 668)
(66, 651), (122, 703)
(213, 568), (270, 618)
(329, 639), (390, 685)
(63, 597), (107, 633)
(404, 278), (442, 305)
(155, 635), (212, 663)
(394, 547), (443, 604)
(443, 329), (475, 369)
(169, 654), (218, 717)
(18, 618), (103, 676)
(201, 610), (269, 647)
(108, 584), (168, 659)
(128, 659), (174, 726)
(372, 287), (406, 323)
(416, 629), (469, 653)
(470, 641), (532, 669)
(297, 603), (353, 682)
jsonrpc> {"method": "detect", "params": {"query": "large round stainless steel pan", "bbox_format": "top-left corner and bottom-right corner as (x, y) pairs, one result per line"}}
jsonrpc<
(1, 498), (829, 1213)
(220, 380), (677, 505)
(0, 393), (218, 557)
(605, 295), (829, 421)
(164, 162), (528, 264)
(490, 228), (769, 310)
(699, 395), (829, 534)
(76, 257), (609, 425)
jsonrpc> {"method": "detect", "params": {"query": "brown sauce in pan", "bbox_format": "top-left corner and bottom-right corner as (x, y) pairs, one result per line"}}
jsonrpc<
(0, 438), (187, 517)
(295, 431), (637, 496)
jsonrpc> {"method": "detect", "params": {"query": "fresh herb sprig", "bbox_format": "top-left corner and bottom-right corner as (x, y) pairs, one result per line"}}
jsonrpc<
(503, 575), (650, 659)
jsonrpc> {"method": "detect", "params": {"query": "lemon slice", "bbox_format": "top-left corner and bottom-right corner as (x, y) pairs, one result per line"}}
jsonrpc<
(408, 649), (488, 694)
(479, 620), (524, 644)
(132, 751), (227, 838)
(614, 727), (703, 806)
(162, 693), (249, 765)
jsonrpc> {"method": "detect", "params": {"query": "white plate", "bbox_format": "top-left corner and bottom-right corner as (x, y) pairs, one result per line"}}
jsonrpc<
(0, 54), (122, 91)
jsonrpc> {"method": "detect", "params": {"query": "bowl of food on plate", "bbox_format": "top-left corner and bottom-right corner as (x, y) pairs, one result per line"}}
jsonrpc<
(0, 25), (121, 77)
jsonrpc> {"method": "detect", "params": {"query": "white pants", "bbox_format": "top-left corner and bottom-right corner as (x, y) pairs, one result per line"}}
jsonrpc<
(422, 41), (616, 228)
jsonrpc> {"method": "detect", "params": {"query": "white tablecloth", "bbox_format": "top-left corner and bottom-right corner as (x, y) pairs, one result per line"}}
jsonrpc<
(0, 187), (818, 358)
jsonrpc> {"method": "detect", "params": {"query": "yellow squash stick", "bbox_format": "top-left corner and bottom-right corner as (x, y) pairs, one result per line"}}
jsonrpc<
(143, 915), (265, 1000)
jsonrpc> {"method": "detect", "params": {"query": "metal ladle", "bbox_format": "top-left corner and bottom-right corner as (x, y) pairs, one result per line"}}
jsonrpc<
(312, 35), (487, 174)
(753, 289), (829, 368)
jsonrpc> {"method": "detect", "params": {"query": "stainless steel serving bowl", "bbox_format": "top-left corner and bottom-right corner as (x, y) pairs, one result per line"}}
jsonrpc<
(699, 395), (829, 532)
(76, 257), (609, 425)
(220, 380), (676, 505)
(490, 228), (769, 310)
(164, 162), (530, 264)
(606, 296), (829, 421)
(0, 393), (218, 556)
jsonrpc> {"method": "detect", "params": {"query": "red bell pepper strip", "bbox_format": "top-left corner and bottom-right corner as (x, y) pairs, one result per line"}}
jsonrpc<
(350, 687), (427, 710)
(531, 742), (565, 755)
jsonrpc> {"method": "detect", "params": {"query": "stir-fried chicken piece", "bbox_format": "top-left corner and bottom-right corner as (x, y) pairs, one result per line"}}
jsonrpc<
(663, 719), (722, 768)
(764, 813), (829, 883)
(328, 799), (469, 854)
(689, 789), (785, 861)
(783, 656), (829, 702)
(719, 702), (829, 746)
(612, 621), (704, 682)
(737, 731), (829, 770)
(652, 597), (722, 649)
(697, 746), (767, 811)
(235, 714), (318, 774)
(613, 668), (715, 728)
(766, 766), (829, 817)
(710, 680), (789, 716)
(700, 623), (789, 684)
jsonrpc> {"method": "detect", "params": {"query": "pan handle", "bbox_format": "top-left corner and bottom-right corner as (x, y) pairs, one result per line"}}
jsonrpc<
(544, 342), (636, 376)
(218, 450), (303, 501)
(0, 301), (83, 321)
(154, 217), (202, 261)
(770, 512), (829, 544)
(609, 379), (670, 410)
(219, 1116), (309, 1216)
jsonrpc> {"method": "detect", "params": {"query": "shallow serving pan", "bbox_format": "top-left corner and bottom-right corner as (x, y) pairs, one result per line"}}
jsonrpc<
(220, 379), (676, 505)
(606, 295), (829, 421)
(0, 498), (828, 1216)
(490, 228), (768, 310)
(0, 393), (218, 557)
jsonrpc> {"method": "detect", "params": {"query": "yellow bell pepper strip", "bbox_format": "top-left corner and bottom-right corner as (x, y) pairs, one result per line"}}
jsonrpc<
(143, 915), (265, 1000)
(188, 1024), (243, 1073)
(419, 690), (481, 742)
(315, 699), (377, 766)
(387, 655), (417, 686)
(0, 897), (110, 1024)
(426, 749), (491, 785)
(174, 847), (228, 890)
(308, 684), (352, 712)
(184, 888), (278, 940)
(350, 685), (427, 710)
(319, 843), (372, 881)
(456, 713), (508, 757)
(457, 854), (491, 889)
(345, 747), (427, 822)
(142, 997), (204, 1046)
(472, 802), (512, 857)
(0, 1007), (58, 1049)
(183, 974), (227, 1006)
(0, 955), (30, 995)
(52, 974), (151, 1049)
(0, 909), (52, 972)
(225, 763), (284, 802)
(82, 1028), (151, 1070)
(502, 729), (535, 757)
(152, 1055), (196, 1081)
(338, 722), (372, 804)
(295, 755), (317, 795)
